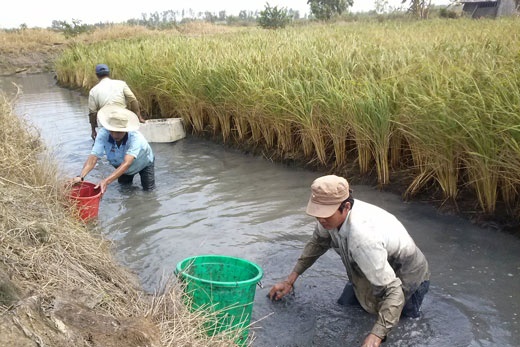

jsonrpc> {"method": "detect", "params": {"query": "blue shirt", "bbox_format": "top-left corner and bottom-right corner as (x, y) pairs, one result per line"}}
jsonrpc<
(91, 128), (154, 175)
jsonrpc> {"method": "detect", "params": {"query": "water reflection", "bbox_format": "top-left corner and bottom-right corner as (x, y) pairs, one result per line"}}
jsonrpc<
(2, 73), (519, 347)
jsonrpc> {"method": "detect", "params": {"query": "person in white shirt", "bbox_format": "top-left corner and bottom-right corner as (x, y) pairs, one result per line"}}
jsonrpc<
(269, 175), (430, 347)
(88, 64), (145, 140)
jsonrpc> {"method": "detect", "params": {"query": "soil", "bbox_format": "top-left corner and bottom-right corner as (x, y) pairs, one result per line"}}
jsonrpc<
(0, 47), (62, 76)
(0, 287), (160, 347)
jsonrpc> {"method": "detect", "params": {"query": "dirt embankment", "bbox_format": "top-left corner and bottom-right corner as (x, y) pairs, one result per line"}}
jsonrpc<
(0, 28), (65, 76)
(0, 47), (62, 76)
(0, 48), (60, 76)
(0, 93), (160, 346)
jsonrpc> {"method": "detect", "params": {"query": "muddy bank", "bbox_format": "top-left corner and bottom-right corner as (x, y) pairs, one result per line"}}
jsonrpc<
(0, 28), (64, 76)
(0, 48), (61, 76)
(195, 128), (520, 236)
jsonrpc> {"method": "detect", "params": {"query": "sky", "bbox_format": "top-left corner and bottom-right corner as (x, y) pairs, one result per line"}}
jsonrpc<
(0, 0), (447, 29)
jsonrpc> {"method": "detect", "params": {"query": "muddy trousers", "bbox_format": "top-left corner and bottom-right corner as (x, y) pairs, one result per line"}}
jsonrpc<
(337, 280), (430, 318)
(116, 160), (156, 190)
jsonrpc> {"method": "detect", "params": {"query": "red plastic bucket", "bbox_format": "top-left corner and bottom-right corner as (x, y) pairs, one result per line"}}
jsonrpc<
(68, 181), (102, 221)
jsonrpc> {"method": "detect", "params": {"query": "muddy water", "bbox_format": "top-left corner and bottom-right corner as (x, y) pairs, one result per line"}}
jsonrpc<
(2, 73), (519, 347)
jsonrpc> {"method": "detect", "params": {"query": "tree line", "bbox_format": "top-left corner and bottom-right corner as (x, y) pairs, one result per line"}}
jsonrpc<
(47, 0), (457, 35)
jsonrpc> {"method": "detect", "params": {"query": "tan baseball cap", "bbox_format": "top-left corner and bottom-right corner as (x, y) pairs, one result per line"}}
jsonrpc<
(306, 175), (350, 218)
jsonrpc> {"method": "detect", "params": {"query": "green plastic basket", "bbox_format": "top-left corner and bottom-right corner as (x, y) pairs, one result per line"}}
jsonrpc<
(175, 255), (263, 345)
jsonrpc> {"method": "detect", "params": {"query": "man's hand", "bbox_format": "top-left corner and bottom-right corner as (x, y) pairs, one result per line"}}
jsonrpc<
(361, 333), (382, 347)
(95, 179), (109, 194)
(138, 116), (146, 123)
(268, 281), (293, 301)
(65, 176), (83, 187)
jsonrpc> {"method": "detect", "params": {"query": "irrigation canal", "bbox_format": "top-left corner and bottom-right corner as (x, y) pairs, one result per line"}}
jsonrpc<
(2, 73), (519, 347)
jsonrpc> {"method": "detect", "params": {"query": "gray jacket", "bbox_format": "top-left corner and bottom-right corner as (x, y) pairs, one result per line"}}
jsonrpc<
(293, 199), (430, 339)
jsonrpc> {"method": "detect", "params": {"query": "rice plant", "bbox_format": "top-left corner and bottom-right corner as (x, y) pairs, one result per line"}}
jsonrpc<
(53, 18), (520, 218)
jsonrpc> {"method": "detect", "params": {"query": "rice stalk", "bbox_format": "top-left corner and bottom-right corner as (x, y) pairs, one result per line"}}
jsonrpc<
(51, 18), (520, 218)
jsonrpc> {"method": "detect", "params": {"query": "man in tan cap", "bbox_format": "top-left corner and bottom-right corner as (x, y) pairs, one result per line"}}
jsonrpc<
(72, 105), (155, 193)
(269, 175), (430, 347)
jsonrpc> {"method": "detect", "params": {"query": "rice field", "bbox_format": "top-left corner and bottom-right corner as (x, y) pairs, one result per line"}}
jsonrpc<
(54, 18), (520, 221)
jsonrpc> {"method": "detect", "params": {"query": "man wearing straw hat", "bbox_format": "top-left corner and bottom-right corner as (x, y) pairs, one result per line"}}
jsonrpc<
(88, 63), (145, 140)
(72, 105), (155, 192)
(269, 175), (430, 347)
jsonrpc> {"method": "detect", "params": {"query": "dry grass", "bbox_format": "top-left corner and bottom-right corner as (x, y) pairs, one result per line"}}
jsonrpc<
(0, 23), (239, 76)
(175, 21), (242, 35)
(0, 22), (239, 53)
(76, 24), (166, 43)
(0, 28), (65, 54)
(0, 93), (243, 346)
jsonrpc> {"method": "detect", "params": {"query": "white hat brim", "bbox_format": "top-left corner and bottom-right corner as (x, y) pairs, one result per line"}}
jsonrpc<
(98, 105), (140, 132)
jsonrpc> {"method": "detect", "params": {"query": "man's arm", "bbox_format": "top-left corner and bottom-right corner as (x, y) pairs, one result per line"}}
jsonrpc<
(354, 243), (405, 343)
(69, 154), (98, 185)
(269, 227), (330, 301)
(369, 280), (405, 341)
(73, 154), (99, 183)
(361, 281), (404, 347)
(292, 230), (331, 275)
(87, 90), (100, 139)
(88, 112), (98, 139)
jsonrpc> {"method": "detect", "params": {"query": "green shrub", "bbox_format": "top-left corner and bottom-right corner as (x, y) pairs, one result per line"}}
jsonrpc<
(257, 3), (291, 29)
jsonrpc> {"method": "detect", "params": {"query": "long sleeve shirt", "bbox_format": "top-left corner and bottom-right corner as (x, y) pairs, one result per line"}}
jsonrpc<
(293, 199), (430, 339)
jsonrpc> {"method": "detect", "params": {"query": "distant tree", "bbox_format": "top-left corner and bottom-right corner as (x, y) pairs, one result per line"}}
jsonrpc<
(375, 0), (390, 14)
(288, 9), (301, 19)
(258, 2), (291, 29)
(439, 7), (458, 18)
(403, 0), (431, 18)
(218, 10), (227, 21)
(239, 10), (248, 20)
(228, 10), (257, 25)
(307, 0), (352, 20)
(202, 11), (215, 23)
(51, 19), (89, 38)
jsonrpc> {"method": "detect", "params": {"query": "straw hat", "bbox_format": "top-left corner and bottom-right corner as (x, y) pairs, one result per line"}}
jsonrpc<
(97, 105), (140, 132)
